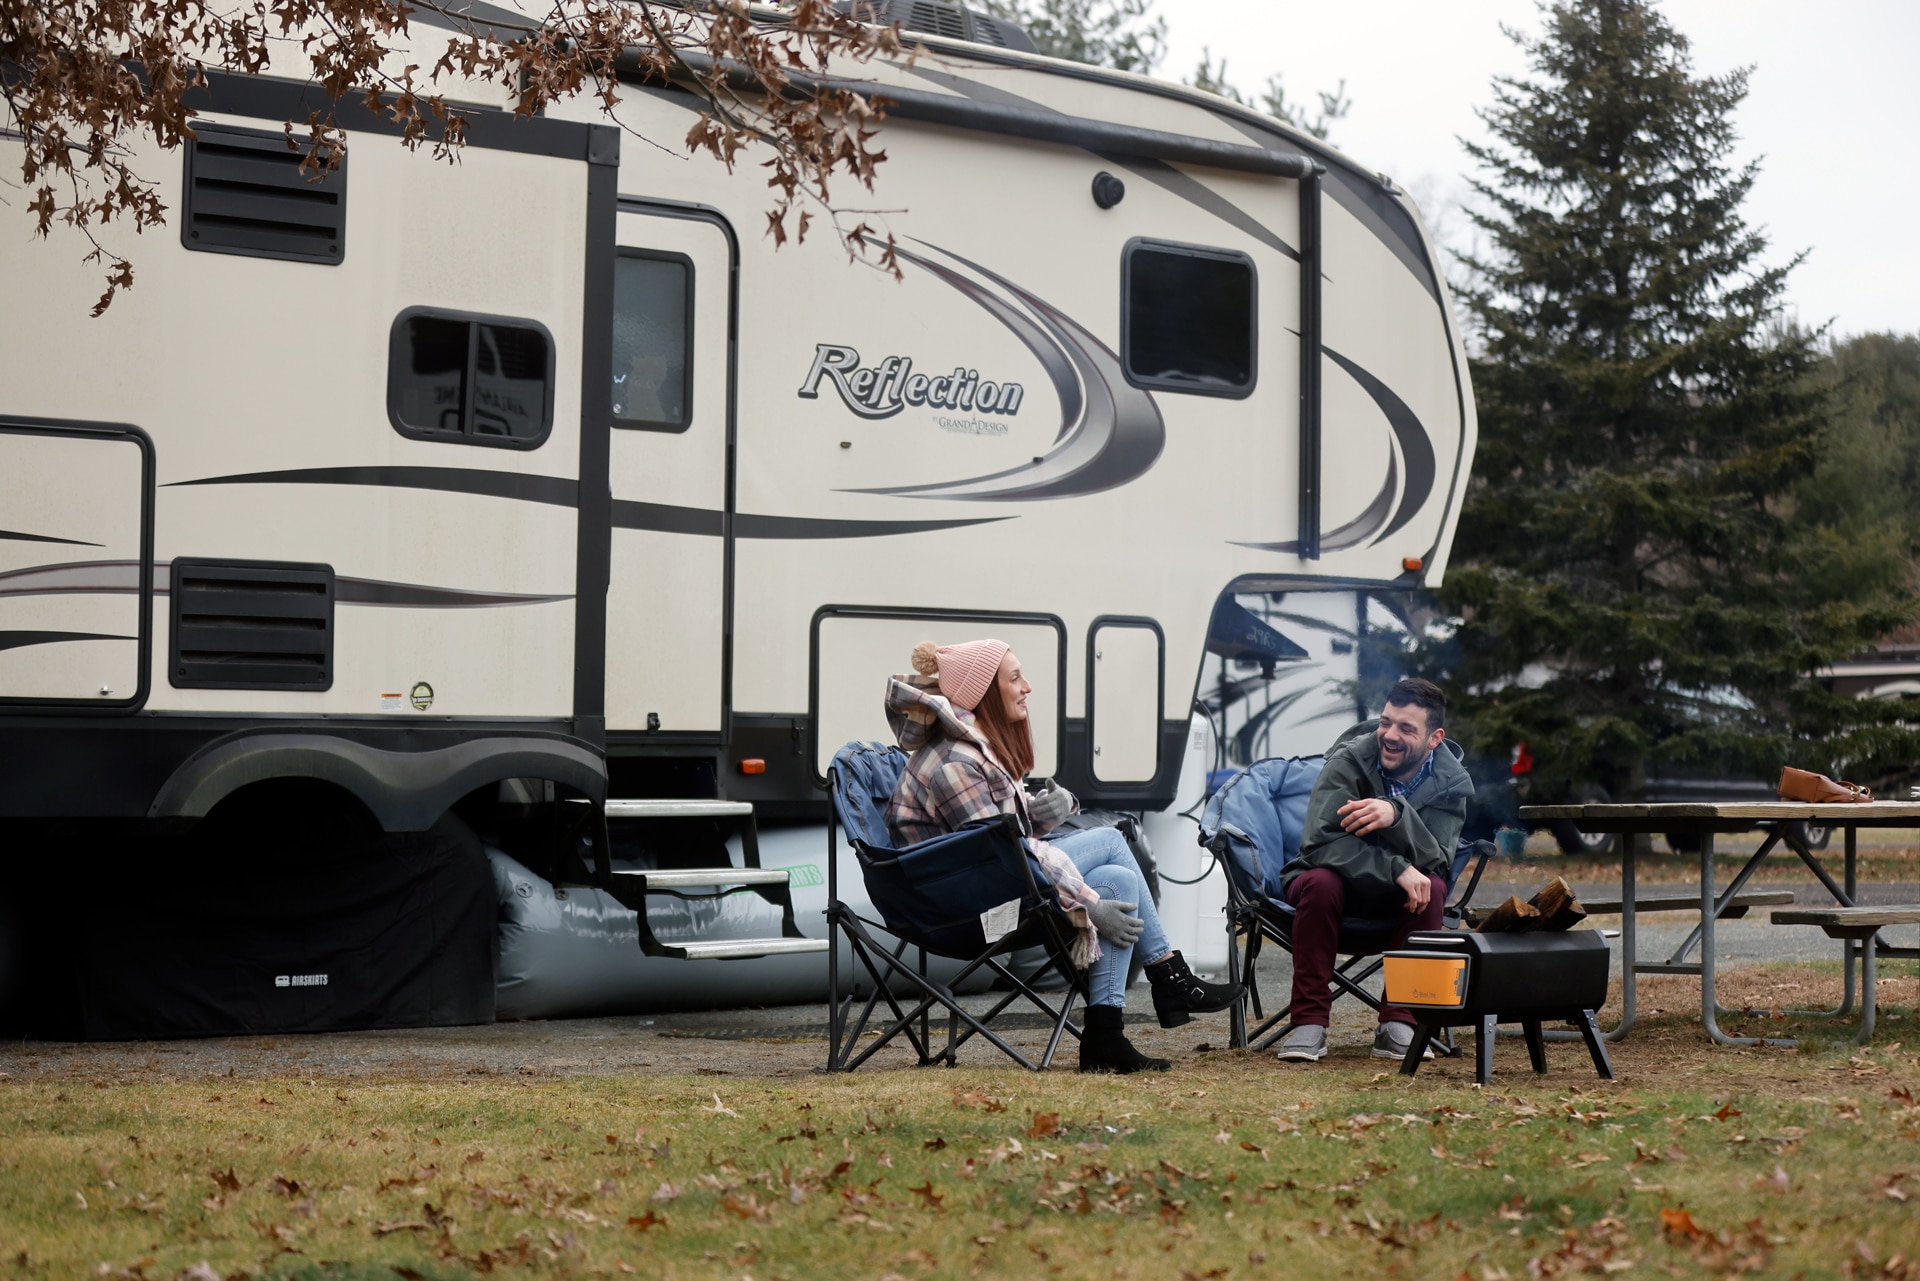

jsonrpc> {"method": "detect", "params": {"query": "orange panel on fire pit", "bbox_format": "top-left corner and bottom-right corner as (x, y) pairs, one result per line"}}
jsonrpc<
(1383, 954), (1470, 1009)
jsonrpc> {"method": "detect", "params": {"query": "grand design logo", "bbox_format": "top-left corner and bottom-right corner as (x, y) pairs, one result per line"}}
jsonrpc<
(797, 345), (1026, 420)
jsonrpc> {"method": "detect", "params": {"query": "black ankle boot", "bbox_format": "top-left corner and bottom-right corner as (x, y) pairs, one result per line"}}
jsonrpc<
(1078, 1004), (1171, 1074)
(1144, 950), (1245, 1029)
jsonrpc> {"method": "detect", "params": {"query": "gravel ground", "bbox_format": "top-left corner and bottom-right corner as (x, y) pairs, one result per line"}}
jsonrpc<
(2, 879), (1913, 1085)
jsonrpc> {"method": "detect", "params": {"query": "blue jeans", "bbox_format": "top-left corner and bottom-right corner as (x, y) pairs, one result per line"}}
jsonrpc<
(1047, 826), (1171, 1008)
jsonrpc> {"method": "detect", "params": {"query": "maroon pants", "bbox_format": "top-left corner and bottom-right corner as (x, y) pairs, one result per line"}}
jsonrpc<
(1284, 866), (1447, 1027)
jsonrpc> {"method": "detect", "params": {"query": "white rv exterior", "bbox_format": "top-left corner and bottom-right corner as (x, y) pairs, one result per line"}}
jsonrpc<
(1, 5), (1475, 890)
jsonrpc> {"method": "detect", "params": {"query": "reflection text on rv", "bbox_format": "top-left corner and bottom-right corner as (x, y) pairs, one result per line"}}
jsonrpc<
(797, 343), (1025, 421)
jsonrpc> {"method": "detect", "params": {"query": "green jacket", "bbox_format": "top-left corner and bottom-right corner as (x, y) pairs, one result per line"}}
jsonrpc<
(1277, 720), (1474, 907)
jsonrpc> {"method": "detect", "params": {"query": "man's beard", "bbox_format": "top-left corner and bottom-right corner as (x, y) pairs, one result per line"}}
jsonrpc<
(1379, 735), (1431, 782)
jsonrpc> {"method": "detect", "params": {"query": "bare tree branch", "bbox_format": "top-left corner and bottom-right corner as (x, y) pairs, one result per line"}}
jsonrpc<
(0, 0), (905, 311)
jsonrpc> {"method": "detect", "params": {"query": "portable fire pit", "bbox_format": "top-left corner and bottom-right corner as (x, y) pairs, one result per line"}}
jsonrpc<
(1382, 930), (1614, 1085)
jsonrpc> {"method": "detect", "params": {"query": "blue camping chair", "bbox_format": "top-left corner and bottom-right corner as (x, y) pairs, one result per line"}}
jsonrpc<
(1198, 756), (1492, 1052)
(824, 742), (1088, 1071)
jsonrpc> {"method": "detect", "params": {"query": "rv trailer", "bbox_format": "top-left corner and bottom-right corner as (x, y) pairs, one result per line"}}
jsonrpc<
(0, 0), (1477, 1029)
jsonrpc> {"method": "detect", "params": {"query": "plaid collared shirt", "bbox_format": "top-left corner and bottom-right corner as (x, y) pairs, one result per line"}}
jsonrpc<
(1383, 748), (1436, 800)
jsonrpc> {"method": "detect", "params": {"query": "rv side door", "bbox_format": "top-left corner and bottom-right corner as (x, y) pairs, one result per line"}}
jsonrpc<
(603, 208), (733, 739)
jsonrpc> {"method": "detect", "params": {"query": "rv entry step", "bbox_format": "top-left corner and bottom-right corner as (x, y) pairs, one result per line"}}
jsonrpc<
(613, 867), (792, 888)
(601, 797), (825, 961)
(605, 799), (755, 819)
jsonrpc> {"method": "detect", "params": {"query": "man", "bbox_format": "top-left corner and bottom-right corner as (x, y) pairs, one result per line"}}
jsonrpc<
(1273, 678), (1473, 1063)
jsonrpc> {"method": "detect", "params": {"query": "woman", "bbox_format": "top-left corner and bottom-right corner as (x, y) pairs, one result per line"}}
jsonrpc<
(885, 638), (1242, 1073)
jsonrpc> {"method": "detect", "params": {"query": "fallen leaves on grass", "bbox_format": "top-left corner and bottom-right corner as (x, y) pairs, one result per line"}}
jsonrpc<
(1524, 1213), (1637, 1277)
(720, 1192), (772, 1220)
(626, 1210), (666, 1232)
(1026, 1112), (1060, 1139)
(952, 1088), (1006, 1113)
(376, 1164), (439, 1193)
(1660, 1207), (1705, 1241)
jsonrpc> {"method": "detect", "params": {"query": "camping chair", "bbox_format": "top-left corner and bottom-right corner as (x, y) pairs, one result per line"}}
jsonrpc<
(824, 742), (1088, 1072)
(1197, 756), (1493, 1052)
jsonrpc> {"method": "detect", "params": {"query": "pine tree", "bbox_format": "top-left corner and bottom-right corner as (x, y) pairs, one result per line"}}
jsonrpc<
(1429, 0), (1919, 800)
(1186, 49), (1350, 142)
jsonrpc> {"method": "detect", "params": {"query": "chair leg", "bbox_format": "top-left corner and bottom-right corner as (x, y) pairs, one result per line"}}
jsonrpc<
(1399, 1024), (1435, 1078)
(1574, 1009), (1615, 1080)
(1476, 1014), (1497, 1086)
(1522, 1020), (1547, 1074)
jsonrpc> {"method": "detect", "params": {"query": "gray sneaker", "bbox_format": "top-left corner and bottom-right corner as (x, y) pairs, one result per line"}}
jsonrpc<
(1372, 1021), (1435, 1061)
(1274, 1024), (1328, 1062)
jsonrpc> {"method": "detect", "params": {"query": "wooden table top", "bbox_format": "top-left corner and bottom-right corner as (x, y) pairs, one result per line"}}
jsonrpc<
(1519, 801), (1920, 832)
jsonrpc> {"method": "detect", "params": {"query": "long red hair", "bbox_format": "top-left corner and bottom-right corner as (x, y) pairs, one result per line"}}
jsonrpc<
(971, 674), (1035, 781)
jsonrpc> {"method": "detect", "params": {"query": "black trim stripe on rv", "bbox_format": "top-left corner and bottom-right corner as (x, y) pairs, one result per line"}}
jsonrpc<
(661, 54), (1316, 181)
(186, 70), (610, 162)
(0, 559), (570, 609)
(164, 467), (1009, 538)
(0, 528), (101, 547)
(0, 630), (133, 652)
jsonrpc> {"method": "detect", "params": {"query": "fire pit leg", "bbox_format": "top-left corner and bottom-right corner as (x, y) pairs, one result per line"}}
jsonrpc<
(1476, 1014), (1497, 1086)
(1574, 1009), (1615, 1080)
(1399, 1024), (1437, 1077)
(1522, 1020), (1548, 1074)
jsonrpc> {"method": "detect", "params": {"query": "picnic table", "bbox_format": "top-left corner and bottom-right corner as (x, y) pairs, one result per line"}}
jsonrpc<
(1517, 802), (1920, 1047)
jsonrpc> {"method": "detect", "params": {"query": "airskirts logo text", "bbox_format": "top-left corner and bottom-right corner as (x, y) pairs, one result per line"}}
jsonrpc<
(797, 344), (1026, 420)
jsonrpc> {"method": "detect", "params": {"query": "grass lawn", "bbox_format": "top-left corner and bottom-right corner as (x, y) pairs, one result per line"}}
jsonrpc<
(5, 1016), (1920, 1281)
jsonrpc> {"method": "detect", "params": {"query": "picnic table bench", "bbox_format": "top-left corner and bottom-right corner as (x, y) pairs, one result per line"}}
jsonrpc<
(1768, 906), (1920, 1044)
(1581, 890), (1795, 918)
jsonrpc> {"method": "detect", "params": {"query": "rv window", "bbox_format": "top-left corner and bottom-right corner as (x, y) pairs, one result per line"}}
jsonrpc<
(387, 309), (555, 449)
(1122, 240), (1256, 398)
(611, 251), (693, 432)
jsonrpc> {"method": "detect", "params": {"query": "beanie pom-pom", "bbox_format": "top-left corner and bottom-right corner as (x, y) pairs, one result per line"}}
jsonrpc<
(910, 641), (940, 676)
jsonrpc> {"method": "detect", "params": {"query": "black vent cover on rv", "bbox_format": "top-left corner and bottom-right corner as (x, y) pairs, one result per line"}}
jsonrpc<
(838, 1), (1037, 52)
(169, 559), (335, 691)
(181, 123), (346, 264)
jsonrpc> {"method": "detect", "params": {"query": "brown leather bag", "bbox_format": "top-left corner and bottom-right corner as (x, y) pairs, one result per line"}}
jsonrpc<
(1778, 766), (1872, 803)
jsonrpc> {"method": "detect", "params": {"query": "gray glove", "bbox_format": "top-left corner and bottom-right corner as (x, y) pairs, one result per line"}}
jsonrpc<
(1087, 898), (1144, 948)
(1026, 778), (1077, 833)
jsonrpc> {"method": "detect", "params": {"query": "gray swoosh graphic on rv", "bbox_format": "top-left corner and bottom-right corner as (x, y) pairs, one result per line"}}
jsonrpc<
(0, 527), (101, 547)
(1323, 348), (1435, 542)
(1232, 344), (1434, 554)
(0, 559), (568, 607)
(847, 242), (1164, 501)
(1090, 153), (1298, 261)
(1233, 446), (1396, 555)
(907, 64), (1297, 260)
(0, 629), (132, 651)
(1213, 111), (1439, 303)
(872, 244), (1082, 442)
(168, 467), (1004, 539)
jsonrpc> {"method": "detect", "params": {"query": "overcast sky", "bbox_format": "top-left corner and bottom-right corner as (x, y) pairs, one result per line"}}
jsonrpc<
(1156, 0), (1919, 340)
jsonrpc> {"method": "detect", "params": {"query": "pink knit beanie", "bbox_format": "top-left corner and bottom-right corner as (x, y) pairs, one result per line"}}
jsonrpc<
(910, 638), (1010, 712)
